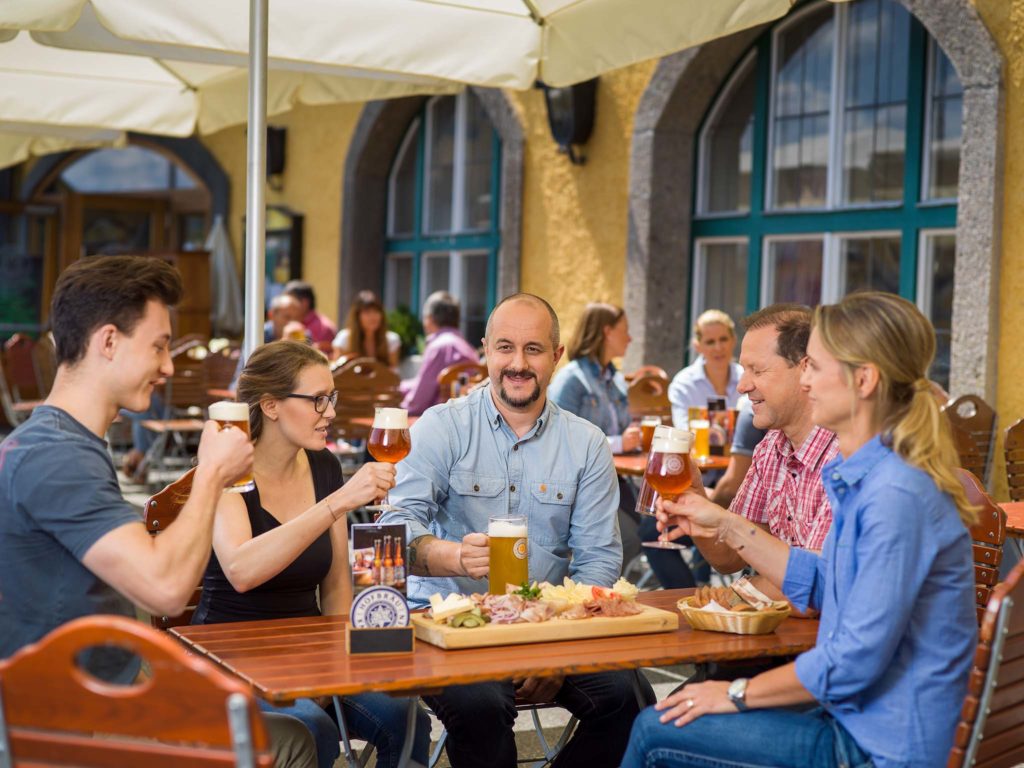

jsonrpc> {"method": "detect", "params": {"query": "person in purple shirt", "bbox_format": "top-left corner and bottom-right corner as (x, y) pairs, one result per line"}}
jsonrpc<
(401, 290), (479, 415)
(284, 280), (337, 347)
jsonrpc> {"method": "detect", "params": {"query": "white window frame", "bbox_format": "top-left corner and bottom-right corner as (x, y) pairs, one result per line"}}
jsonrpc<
(384, 252), (414, 311)
(696, 51), (757, 217)
(920, 39), (962, 205)
(691, 236), (748, 328)
(760, 233), (826, 305)
(421, 92), (475, 237)
(386, 116), (420, 238)
(833, 230), (903, 298)
(419, 249), (490, 337)
(916, 228), (956, 319)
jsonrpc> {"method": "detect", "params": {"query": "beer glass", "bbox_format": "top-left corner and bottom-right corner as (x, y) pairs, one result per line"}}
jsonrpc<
(635, 425), (686, 516)
(366, 407), (411, 512)
(488, 515), (528, 594)
(208, 401), (255, 493)
(639, 415), (661, 453)
(642, 430), (694, 550)
(690, 418), (711, 465)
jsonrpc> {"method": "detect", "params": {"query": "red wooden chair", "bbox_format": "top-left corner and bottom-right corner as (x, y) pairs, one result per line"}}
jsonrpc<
(944, 395), (997, 486)
(948, 559), (1024, 767)
(437, 361), (487, 401)
(627, 373), (673, 425)
(332, 357), (402, 441)
(143, 468), (201, 630)
(958, 468), (1008, 624)
(0, 614), (273, 767)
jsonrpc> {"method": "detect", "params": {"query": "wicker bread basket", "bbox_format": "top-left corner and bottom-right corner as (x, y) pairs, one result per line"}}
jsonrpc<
(677, 596), (790, 635)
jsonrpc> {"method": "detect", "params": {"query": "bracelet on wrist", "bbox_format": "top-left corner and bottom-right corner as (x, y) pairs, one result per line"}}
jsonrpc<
(326, 498), (343, 522)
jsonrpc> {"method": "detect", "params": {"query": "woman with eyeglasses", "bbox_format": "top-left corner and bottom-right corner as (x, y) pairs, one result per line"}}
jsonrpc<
(191, 340), (430, 768)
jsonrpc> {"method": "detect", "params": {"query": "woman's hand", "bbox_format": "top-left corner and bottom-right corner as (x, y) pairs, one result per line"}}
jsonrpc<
(655, 681), (737, 727)
(656, 492), (732, 541)
(332, 462), (396, 512)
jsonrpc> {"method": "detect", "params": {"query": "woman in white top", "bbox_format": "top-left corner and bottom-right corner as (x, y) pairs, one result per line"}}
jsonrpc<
(332, 290), (401, 368)
(668, 309), (743, 429)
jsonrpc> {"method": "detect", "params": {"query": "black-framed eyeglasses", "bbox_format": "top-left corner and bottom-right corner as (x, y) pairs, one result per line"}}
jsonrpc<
(284, 390), (339, 414)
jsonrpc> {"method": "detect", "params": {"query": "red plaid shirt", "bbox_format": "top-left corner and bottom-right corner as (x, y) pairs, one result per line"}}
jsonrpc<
(729, 426), (839, 550)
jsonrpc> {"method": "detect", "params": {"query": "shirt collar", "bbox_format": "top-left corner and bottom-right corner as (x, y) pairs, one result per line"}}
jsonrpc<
(823, 433), (891, 490)
(482, 384), (553, 437)
(427, 326), (461, 343)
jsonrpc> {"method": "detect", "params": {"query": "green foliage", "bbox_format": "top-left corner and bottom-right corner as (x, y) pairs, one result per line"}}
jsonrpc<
(387, 305), (424, 357)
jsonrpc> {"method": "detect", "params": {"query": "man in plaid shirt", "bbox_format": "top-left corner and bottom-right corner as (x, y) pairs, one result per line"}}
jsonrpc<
(669, 304), (838, 606)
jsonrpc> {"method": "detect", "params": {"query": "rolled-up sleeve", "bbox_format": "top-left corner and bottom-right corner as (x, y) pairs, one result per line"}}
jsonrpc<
(794, 488), (935, 708)
(381, 408), (456, 542)
(566, 432), (621, 586)
(782, 547), (824, 613)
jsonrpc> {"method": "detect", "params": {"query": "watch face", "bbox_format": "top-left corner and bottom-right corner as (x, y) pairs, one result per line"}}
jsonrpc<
(728, 678), (748, 702)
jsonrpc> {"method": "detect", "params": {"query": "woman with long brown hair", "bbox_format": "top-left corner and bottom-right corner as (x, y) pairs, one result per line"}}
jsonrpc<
(192, 340), (429, 768)
(332, 290), (401, 368)
(624, 292), (977, 768)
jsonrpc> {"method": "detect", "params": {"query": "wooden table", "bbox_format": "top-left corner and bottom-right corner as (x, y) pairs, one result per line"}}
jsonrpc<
(614, 453), (729, 477)
(170, 590), (816, 704)
(1000, 502), (1024, 538)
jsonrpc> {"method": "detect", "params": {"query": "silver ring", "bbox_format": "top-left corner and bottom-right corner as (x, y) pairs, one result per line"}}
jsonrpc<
(686, 698), (695, 709)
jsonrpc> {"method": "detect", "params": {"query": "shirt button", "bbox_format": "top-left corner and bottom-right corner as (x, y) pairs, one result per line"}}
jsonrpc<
(473, 484), (480, 492)
(557, 492), (563, 500)
(513, 444), (519, 451)
(510, 484), (516, 492)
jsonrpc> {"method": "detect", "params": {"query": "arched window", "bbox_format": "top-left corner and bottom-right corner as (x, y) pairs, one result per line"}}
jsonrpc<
(385, 91), (501, 343)
(691, 0), (962, 384)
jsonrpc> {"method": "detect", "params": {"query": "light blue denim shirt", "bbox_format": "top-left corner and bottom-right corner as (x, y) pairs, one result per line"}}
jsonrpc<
(549, 358), (631, 452)
(381, 383), (622, 607)
(668, 357), (743, 429)
(783, 435), (976, 768)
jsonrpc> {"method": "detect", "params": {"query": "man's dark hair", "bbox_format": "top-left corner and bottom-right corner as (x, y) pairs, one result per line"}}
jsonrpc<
(50, 256), (183, 366)
(423, 290), (461, 329)
(743, 303), (812, 366)
(284, 280), (316, 310)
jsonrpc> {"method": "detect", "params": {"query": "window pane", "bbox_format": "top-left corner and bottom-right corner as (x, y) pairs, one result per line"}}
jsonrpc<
(0, 214), (48, 329)
(924, 234), (955, 388)
(840, 0), (909, 204)
(767, 239), (823, 305)
(62, 146), (175, 193)
(840, 235), (901, 295)
(390, 120), (419, 237)
(697, 241), (748, 338)
(385, 253), (414, 311)
(771, 5), (833, 209)
(703, 58), (756, 214)
(461, 94), (495, 233)
(426, 97), (456, 234)
(926, 45), (963, 200)
(461, 251), (490, 344)
(423, 252), (451, 299)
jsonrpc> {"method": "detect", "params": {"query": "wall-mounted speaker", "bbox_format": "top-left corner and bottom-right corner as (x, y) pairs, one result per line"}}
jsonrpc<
(267, 126), (287, 177)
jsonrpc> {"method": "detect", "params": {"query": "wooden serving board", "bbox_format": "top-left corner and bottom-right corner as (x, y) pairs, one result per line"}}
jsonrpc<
(412, 603), (679, 650)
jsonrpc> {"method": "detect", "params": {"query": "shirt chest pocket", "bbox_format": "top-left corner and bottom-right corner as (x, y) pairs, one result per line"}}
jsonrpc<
(449, 471), (506, 532)
(529, 480), (577, 545)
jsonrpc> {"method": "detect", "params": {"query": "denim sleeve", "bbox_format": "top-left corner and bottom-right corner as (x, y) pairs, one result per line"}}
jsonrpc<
(566, 431), (622, 587)
(782, 547), (824, 612)
(794, 487), (937, 708)
(549, 369), (586, 422)
(380, 408), (456, 542)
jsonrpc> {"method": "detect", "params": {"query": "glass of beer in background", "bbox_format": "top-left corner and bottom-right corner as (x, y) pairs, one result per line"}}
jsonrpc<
(641, 429), (694, 550)
(208, 401), (255, 493)
(635, 425), (687, 516)
(640, 415), (661, 453)
(366, 407), (411, 511)
(488, 515), (528, 594)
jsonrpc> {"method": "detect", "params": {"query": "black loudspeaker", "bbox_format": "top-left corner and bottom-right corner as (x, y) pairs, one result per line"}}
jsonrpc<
(266, 126), (287, 177)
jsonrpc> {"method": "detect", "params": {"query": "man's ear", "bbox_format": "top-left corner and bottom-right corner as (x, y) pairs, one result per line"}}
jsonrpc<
(93, 323), (120, 362)
(553, 344), (565, 367)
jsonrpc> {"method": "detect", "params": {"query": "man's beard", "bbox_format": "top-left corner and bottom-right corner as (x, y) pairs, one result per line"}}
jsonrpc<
(498, 368), (541, 409)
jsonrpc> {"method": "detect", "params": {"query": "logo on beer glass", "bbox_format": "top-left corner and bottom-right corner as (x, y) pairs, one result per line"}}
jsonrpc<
(488, 515), (528, 595)
(208, 401), (255, 493)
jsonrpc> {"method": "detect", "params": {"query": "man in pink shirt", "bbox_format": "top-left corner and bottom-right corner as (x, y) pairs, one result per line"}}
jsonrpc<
(667, 304), (838, 605)
(401, 291), (479, 415)
(284, 280), (337, 346)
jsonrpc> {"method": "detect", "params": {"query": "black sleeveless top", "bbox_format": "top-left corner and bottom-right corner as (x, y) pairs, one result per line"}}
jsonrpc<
(192, 449), (343, 625)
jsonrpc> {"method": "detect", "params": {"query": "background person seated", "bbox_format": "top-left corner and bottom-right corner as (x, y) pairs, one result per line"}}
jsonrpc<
(284, 280), (337, 349)
(332, 290), (401, 368)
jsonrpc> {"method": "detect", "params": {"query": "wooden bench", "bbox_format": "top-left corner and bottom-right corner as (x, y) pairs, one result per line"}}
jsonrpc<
(945, 395), (997, 486)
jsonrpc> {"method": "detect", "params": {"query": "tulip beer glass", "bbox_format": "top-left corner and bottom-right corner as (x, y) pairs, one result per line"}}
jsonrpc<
(208, 401), (255, 493)
(641, 430), (694, 550)
(488, 515), (528, 595)
(366, 407), (411, 512)
(635, 425), (687, 516)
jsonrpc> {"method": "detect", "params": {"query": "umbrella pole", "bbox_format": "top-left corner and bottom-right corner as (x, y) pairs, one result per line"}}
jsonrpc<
(243, 0), (269, 362)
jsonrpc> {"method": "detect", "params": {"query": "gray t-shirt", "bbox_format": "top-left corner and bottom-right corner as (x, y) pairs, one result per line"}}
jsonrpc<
(731, 401), (768, 457)
(0, 406), (142, 681)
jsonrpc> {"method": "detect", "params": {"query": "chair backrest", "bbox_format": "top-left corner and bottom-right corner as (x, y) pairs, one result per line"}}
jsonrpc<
(1004, 418), (1024, 502)
(948, 559), (1024, 768)
(624, 365), (668, 383)
(627, 373), (673, 425)
(0, 614), (272, 767)
(204, 344), (241, 393)
(165, 342), (212, 411)
(332, 357), (402, 441)
(438, 361), (487, 401)
(958, 468), (1008, 624)
(31, 332), (57, 398)
(143, 468), (201, 629)
(3, 334), (39, 402)
(944, 395), (997, 484)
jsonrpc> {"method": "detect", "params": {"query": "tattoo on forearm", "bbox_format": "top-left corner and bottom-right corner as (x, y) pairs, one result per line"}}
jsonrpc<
(735, 526), (757, 552)
(408, 535), (434, 576)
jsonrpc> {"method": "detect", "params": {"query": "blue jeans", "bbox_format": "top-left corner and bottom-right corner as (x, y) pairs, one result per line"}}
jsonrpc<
(622, 706), (874, 768)
(259, 693), (429, 768)
(120, 392), (165, 454)
(425, 670), (655, 768)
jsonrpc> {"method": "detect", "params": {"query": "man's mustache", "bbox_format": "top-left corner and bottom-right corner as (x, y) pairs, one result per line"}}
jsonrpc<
(500, 368), (536, 381)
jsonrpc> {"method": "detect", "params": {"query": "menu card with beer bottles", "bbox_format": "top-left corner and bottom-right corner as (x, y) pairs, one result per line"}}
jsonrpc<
(348, 523), (413, 654)
(351, 523), (408, 596)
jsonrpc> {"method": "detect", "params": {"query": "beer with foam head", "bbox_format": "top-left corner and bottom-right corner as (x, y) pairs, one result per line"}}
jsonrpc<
(640, 416), (661, 453)
(636, 425), (687, 515)
(644, 432), (694, 501)
(208, 400), (255, 493)
(367, 407), (412, 464)
(488, 516), (528, 594)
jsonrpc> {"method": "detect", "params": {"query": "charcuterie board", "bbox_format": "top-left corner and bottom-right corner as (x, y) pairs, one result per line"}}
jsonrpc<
(412, 603), (679, 650)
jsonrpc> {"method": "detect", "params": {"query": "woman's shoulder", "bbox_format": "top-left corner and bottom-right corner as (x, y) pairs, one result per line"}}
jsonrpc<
(332, 327), (350, 347)
(306, 448), (344, 493)
(550, 360), (588, 392)
(386, 330), (402, 352)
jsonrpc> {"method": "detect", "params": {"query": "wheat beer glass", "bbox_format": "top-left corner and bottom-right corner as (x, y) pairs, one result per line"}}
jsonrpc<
(488, 515), (528, 594)
(208, 401), (255, 493)
(641, 430), (694, 550)
(640, 416), (661, 453)
(366, 407), (411, 512)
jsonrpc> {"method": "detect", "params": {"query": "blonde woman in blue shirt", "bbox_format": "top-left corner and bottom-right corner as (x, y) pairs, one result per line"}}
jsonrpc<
(625, 292), (977, 768)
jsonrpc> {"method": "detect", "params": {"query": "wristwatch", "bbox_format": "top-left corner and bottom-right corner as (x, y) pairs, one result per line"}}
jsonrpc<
(727, 678), (750, 711)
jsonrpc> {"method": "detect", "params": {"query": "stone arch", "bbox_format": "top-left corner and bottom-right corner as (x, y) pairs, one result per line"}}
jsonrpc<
(626, 0), (1004, 401)
(339, 88), (524, 318)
